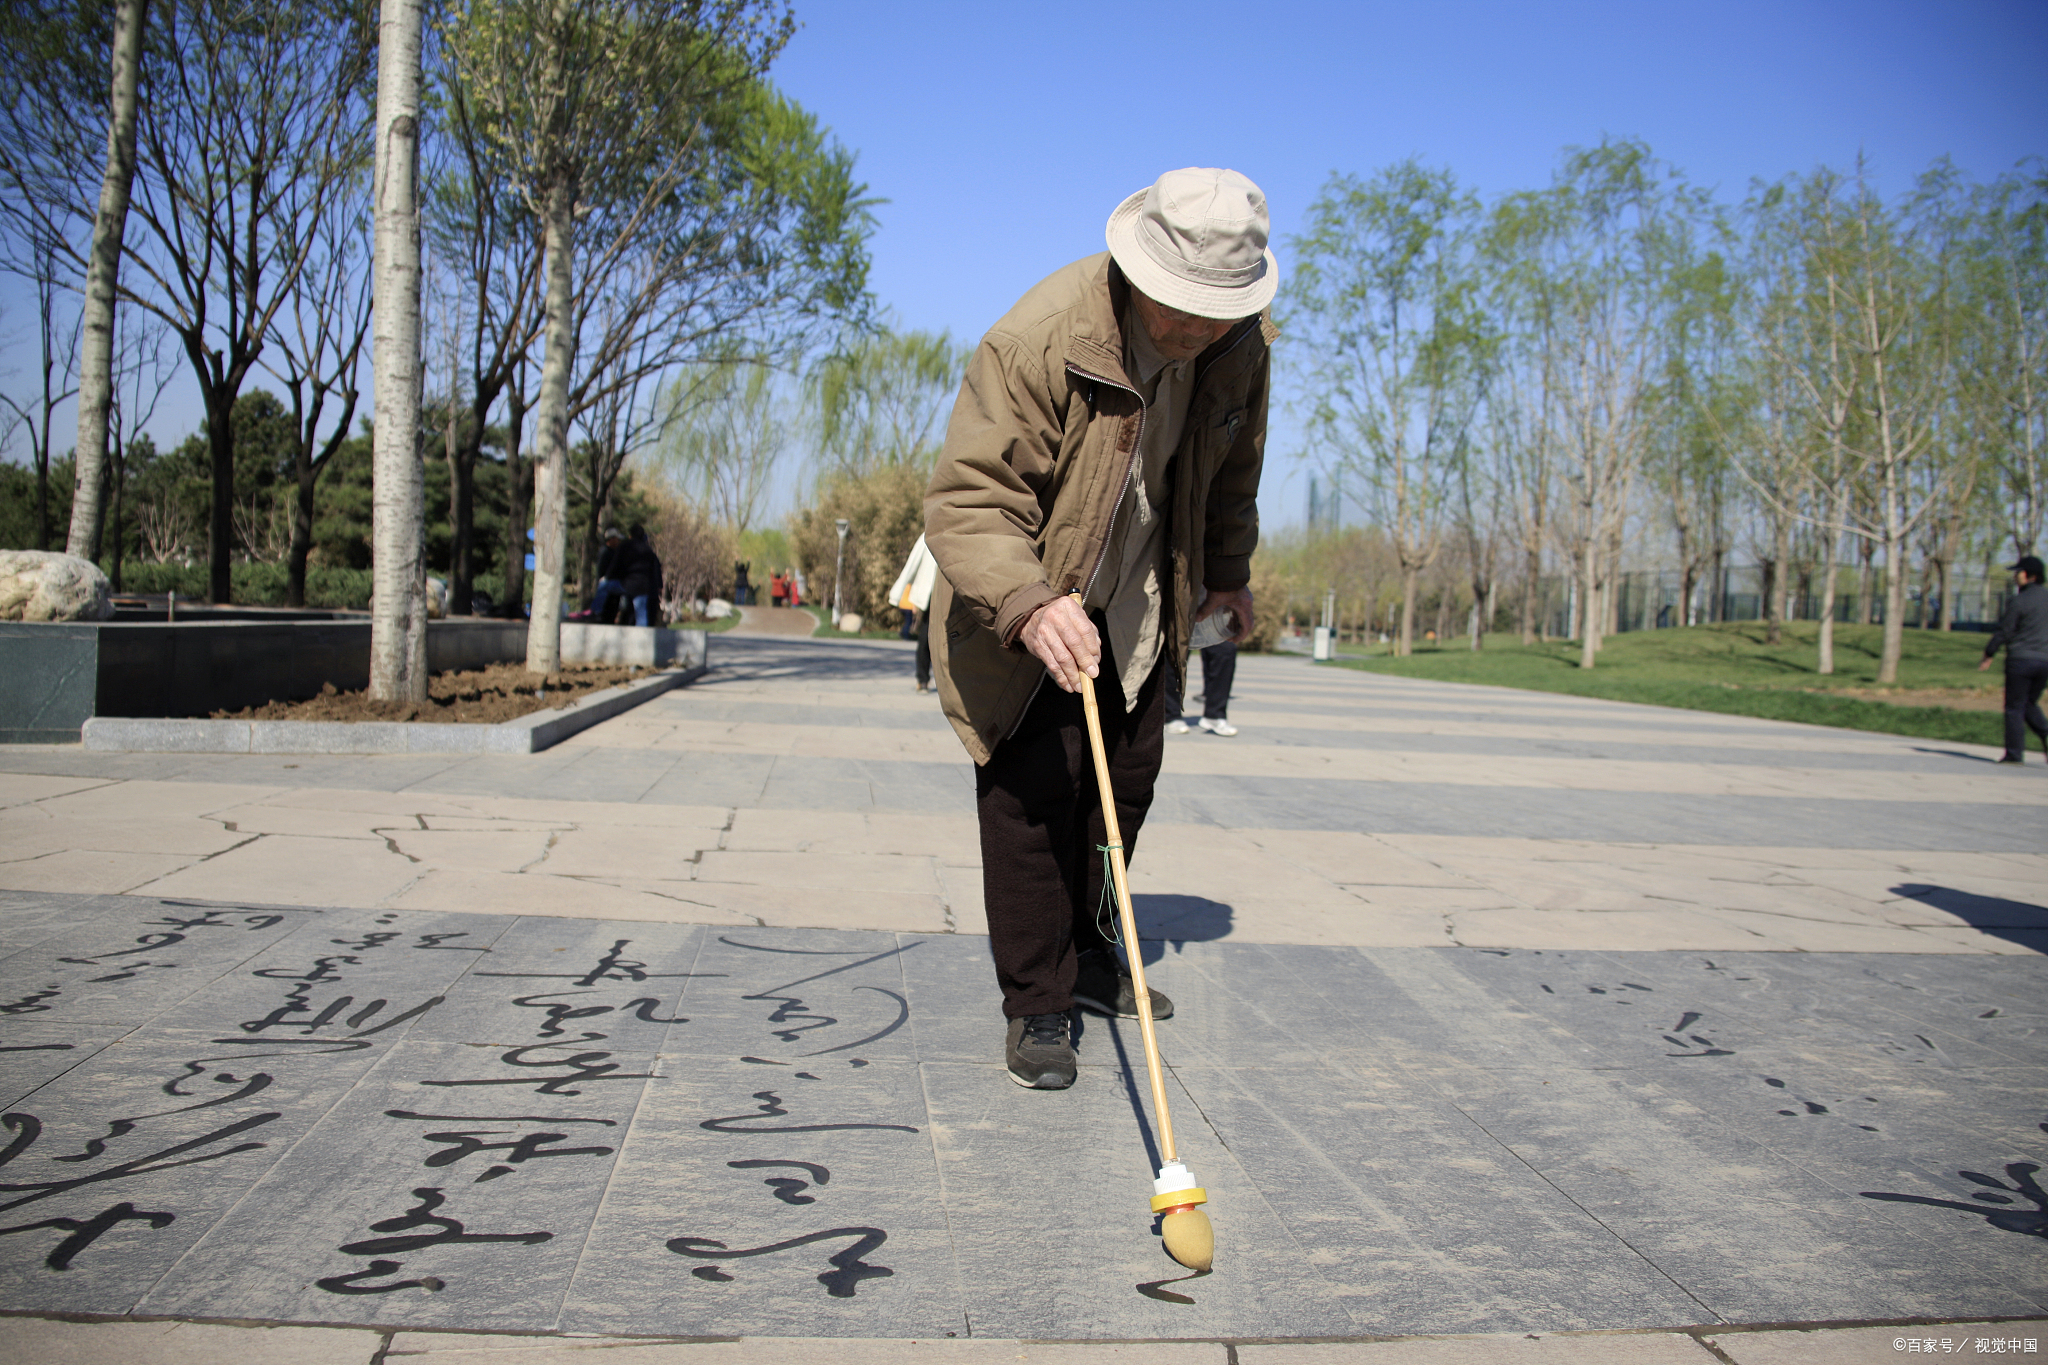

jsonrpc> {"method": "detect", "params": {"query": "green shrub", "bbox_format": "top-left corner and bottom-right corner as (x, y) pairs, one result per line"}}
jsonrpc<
(110, 561), (374, 609)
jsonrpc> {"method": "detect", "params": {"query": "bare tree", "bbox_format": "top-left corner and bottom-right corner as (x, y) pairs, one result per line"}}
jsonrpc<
(655, 353), (793, 534)
(104, 308), (176, 589)
(426, 72), (546, 615)
(265, 165), (372, 607)
(806, 327), (965, 480)
(0, 232), (81, 551)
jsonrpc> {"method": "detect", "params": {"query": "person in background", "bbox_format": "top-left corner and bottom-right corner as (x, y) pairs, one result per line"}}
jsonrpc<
(890, 534), (941, 693)
(618, 525), (661, 627)
(1164, 637), (1239, 736)
(591, 527), (627, 623)
(770, 570), (788, 608)
(1980, 553), (2048, 765)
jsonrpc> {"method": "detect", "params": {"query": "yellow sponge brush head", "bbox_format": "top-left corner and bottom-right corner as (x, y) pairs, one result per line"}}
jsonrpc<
(1160, 1206), (1214, 1271)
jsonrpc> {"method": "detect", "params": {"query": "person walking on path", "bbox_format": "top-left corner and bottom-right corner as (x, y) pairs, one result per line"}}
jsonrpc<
(925, 167), (1275, 1089)
(769, 570), (787, 608)
(1165, 637), (1239, 736)
(890, 534), (941, 693)
(1980, 554), (2048, 765)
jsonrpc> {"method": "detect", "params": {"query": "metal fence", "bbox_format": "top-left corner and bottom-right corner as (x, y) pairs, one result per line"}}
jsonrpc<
(1534, 568), (2020, 638)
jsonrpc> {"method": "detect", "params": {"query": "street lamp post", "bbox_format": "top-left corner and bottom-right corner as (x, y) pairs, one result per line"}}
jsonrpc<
(833, 519), (850, 627)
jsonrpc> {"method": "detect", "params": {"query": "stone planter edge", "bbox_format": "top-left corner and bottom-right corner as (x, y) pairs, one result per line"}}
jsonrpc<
(81, 662), (706, 756)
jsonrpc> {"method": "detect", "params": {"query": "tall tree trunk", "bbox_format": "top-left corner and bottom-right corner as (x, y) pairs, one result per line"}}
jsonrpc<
(289, 456), (317, 608)
(66, 0), (149, 561)
(1937, 556), (1953, 631)
(449, 377), (502, 616)
(204, 390), (234, 601)
(1765, 509), (1790, 645)
(369, 0), (427, 700)
(1520, 542), (1540, 644)
(501, 381), (528, 614)
(1397, 566), (1418, 657)
(526, 181), (576, 674)
(109, 432), (126, 591)
(1878, 505), (1906, 684)
(1578, 533), (1599, 669)
(1879, 543), (1906, 683)
(1817, 527), (1842, 675)
(1856, 539), (1874, 625)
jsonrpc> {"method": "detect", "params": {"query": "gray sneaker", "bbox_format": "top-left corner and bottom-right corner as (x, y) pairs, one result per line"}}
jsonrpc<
(1006, 1012), (1076, 1089)
(1073, 951), (1174, 1021)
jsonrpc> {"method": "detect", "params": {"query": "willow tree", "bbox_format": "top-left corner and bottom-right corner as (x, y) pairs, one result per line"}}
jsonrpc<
(1284, 160), (1491, 657)
(806, 328), (966, 480)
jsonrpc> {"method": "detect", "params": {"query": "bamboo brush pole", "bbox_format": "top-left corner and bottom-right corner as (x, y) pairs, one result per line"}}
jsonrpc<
(1075, 643), (1178, 1164)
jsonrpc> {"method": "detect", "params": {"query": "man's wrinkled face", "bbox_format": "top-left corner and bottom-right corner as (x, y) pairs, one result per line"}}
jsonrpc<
(1131, 290), (1241, 362)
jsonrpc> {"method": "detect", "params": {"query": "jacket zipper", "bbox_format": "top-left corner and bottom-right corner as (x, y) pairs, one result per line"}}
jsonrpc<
(1065, 364), (1146, 607)
(1001, 364), (1143, 743)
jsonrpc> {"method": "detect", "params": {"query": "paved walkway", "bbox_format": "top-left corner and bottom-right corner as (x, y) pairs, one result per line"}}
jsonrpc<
(0, 637), (2042, 1363)
(727, 605), (820, 637)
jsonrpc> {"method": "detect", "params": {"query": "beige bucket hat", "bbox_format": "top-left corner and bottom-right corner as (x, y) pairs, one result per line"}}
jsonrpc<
(1105, 167), (1278, 320)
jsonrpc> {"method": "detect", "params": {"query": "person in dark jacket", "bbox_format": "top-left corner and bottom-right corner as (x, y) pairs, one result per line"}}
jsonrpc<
(1979, 554), (2048, 765)
(617, 525), (662, 627)
(592, 527), (627, 623)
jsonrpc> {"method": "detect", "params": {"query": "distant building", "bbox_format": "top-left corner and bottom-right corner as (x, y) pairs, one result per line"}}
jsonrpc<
(1307, 472), (1344, 535)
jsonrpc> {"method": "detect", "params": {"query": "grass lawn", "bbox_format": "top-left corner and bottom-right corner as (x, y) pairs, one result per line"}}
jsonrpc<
(679, 610), (742, 634)
(1326, 621), (2008, 746)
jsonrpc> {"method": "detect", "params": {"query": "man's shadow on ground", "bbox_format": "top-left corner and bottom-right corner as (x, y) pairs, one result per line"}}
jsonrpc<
(1891, 883), (2048, 954)
(1911, 746), (2010, 765)
(1130, 894), (1233, 966)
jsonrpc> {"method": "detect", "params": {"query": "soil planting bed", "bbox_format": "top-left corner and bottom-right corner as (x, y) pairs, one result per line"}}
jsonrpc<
(214, 661), (652, 724)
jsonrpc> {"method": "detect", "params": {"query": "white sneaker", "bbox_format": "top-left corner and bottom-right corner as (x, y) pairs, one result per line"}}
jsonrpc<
(1198, 717), (1237, 737)
(1165, 719), (1190, 735)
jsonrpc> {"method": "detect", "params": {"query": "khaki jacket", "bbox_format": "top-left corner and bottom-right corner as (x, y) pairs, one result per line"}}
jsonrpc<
(925, 252), (1272, 764)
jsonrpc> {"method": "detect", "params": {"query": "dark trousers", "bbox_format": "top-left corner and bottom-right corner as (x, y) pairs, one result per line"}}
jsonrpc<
(977, 651), (1164, 1019)
(916, 611), (931, 688)
(2004, 657), (2048, 759)
(1163, 641), (1237, 721)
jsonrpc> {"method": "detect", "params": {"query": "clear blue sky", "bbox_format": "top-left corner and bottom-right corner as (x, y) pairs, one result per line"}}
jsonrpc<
(775, 0), (2046, 349)
(769, 0), (2045, 518)
(5, 0), (2043, 527)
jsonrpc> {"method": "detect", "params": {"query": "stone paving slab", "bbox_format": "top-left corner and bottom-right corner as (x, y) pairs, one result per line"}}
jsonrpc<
(0, 892), (2042, 1343)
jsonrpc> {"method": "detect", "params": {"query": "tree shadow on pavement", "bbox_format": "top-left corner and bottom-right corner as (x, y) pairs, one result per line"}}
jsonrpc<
(1890, 883), (2048, 954)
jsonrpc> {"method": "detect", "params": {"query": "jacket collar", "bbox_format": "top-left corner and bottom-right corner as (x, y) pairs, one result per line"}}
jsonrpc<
(1066, 256), (1265, 392)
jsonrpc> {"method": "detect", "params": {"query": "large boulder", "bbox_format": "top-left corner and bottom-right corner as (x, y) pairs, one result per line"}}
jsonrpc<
(0, 551), (114, 622)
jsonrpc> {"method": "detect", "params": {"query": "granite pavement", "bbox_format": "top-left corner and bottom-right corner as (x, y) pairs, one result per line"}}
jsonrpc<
(0, 634), (2042, 1363)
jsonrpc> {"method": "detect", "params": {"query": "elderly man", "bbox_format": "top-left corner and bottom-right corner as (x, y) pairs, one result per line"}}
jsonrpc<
(925, 167), (1276, 1089)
